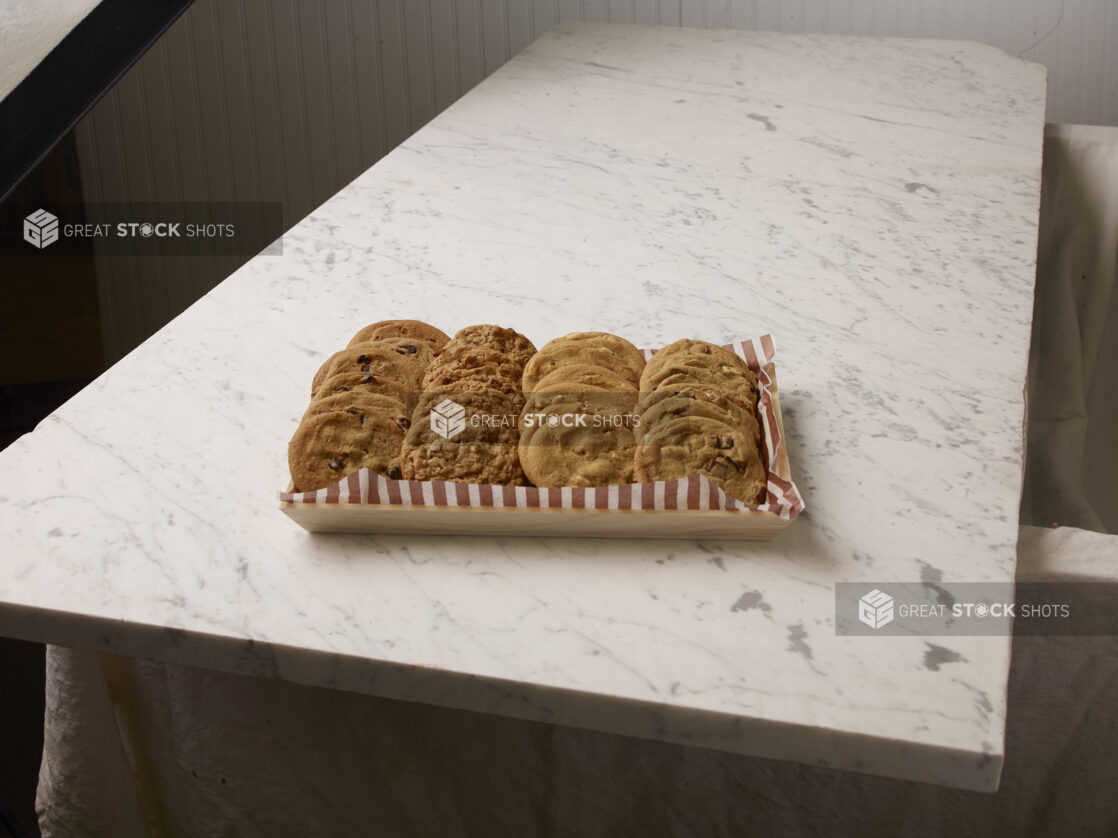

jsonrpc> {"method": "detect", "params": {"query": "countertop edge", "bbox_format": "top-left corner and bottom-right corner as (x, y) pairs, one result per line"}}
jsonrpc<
(0, 600), (1001, 792)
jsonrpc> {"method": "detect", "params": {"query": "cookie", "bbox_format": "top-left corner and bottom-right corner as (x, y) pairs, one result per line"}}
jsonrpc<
(642, 349), (758, 405)
(531, 363), (638, 395)
(518, 402), (637, 488)
(301, 392), (411, 433)
(641, 339), (751, 387)
(401, 390), (524, 484)
(521, 331), (645, 390)
(447, 325), (537, 369)
(648, 366), (758, 418)
(635, 387), (759, 446)
(310, 339), (434, 393)
(400, 441), (524, 485)
(347, 319), (450, 350)
(288, 409), (407, 492)
(405, 390), (521, 447)
(635, 416), (766, 504)
(522, 386), (637, 420)
(310, 371), (415, 410)
(421, 345), (524, 396)
(641, 347), (756, 389)
(424, 377), (526, 412)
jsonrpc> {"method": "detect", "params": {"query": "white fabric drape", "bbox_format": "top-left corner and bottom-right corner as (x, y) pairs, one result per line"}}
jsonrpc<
(1021, 124), (1118, 532)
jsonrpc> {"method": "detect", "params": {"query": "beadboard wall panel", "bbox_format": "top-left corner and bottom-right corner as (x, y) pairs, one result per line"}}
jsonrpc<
(76, 0), (1117, 362)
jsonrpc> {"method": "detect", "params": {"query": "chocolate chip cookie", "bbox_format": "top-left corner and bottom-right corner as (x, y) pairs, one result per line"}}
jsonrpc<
(347, 319), (450, 350)
(310, 370), (415, 410)
(311, 339), (434, 393)
(302, 392), (411, 434)
(634, 386), (759, 446)
(647, 365), (758, 418)
(288, 408), (407, 492)
(635, 415), (766, 504)
(641, 339), (751, 384)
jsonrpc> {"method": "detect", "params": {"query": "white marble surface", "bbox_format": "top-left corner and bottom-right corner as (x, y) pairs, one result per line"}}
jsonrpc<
(0, 24), (1046, 791)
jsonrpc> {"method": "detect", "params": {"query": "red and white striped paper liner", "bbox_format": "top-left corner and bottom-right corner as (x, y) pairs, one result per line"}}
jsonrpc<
(279, 334), (805, 520)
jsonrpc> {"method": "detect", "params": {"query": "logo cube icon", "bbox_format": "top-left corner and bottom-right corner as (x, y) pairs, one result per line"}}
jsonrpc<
(858, 589), (894, 629)
(24, 208), (59, 249)
(429, 398), (466, 439)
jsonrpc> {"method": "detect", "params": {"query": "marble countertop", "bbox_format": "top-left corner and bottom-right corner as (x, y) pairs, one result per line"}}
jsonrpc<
(0, 24), (1046, 791)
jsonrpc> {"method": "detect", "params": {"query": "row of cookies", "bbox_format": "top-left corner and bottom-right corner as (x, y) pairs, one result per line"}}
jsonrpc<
(400, 325), (537, 484)
(633, 339), (766, 504)
(288, 320), (450, 492)
(517, 332), (646, 487)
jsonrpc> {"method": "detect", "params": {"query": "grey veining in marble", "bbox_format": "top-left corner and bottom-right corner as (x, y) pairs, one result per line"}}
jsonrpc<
(0, 24), (1046, 791)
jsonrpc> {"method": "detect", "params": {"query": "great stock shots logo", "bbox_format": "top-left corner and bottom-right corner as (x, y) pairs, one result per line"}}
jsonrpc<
(858, 589), (895, 629)
(429, 399), (466, 439)
(23, 208), (59, 249)
(836, 582), (1099, 636)
(6, 202), (284, 256)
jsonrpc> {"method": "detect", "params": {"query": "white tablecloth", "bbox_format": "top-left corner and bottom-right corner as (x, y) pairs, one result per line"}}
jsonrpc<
(1020, 124), (1118, 533)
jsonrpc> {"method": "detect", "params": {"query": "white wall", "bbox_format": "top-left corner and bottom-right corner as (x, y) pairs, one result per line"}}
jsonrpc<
(76, 0), (1118, 361)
